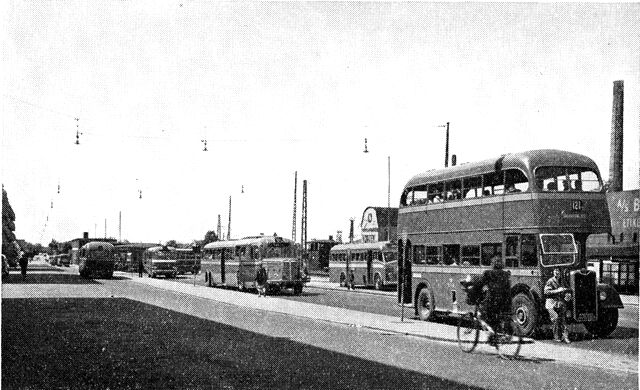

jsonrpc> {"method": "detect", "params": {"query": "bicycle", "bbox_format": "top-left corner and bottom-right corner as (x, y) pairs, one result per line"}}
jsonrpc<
(457, 280), (522, 359)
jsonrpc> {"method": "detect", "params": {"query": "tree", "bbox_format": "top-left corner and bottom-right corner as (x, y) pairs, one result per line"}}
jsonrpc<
(203, 230), (218, 245)
(2, 187), (18, 266)
(165, 240), (177, 248)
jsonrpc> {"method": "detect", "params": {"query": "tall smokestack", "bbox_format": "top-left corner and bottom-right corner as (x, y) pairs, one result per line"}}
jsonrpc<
(609, 80), (624, 192)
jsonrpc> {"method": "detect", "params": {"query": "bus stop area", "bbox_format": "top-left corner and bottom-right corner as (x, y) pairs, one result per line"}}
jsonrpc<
(122, 272), (637, 374)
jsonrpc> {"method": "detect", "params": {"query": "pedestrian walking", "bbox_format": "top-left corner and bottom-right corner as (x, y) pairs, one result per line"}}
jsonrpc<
(19, 255), (28, 280)
(347, 269), (355, 290)
(138, 257), (144, 277)
(544, 267), (571, 343)
(256, 264), (268, 297)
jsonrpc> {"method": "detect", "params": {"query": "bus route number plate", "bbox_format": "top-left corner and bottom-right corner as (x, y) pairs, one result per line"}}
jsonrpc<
(571, 200), (583, 211)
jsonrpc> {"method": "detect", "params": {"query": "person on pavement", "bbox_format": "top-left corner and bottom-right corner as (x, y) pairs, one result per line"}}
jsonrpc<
(19, 255), (28, 280)
(256, 264), (268, 297)
(544, 267), (571, 343)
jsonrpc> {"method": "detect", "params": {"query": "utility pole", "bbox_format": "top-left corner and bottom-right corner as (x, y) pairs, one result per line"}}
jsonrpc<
(291, 171), (297, 242)
(104, 218), (107, 238)
(388, 156), (391, 208)
(444, 121), (450, 168)
(301, 180), (308, 250)
(119, 211), (121, 242)
(227, 196), (232, 240)
(217, 214), (222, 240)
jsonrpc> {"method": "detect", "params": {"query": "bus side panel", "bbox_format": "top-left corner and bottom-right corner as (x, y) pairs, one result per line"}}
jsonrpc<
(328, 260), (346, 284)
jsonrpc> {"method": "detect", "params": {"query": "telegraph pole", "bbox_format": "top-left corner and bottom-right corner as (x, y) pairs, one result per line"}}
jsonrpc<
(227, 196), (232, 240)
(291, 171), (298, 242)
(444, 121), (450, 168)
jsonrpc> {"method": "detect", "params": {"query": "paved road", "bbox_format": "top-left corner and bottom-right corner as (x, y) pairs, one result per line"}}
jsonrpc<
(2, 265), (637, 390)
(166, 272), (639, 357)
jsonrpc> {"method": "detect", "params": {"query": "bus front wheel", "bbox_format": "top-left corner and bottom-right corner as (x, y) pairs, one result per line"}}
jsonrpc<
(512, 293), (538, 337)
(584, 308), (618, 338)
(417, 287), (435, 321)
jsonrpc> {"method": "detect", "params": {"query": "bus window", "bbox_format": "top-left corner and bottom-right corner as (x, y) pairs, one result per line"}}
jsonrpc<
(461, 245), (480, 266)
(481, 243), (502, 266)
(521, 234), (537, 267)
(410, 185), (428, 205)
(505, 169), (529, 193)
(251, 247), (261, 260)
(539, 234), (577, 267)
(463, 176), (482, 199)
(536, 166), (602, 193)
(425, 246), (440, 264)
(236, 246), (246, 258)
(505, 235), (519, 268)
(444, 179), (462, 200)
(413, 245), (426, 264)
(383, 251), (397, 263)
(569, 168), (601, 192)
(428, 182), (444, 203)
(442, 245), (460, 265)
(482, 171), (504, 196)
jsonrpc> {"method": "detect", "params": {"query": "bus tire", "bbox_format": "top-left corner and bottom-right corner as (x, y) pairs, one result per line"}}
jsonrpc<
(293, 284), (303, 295)
(512, 293), (538, 337)
(339, 273), (346, 287)
(374, 274), (383, 290)
(584, 308), (618, 338)
(417, 287), (435, 321)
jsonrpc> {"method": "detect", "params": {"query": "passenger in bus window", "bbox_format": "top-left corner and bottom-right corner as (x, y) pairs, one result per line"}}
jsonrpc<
(506, 183), (521, 193)
(547, 182), (557, 191)
(562, 180), (571, 191)
(573, 180), (582, 191)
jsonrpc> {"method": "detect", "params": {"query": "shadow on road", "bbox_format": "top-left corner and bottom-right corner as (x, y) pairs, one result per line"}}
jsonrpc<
(2, 273), (100, 285)
(3, 297), (486, 390)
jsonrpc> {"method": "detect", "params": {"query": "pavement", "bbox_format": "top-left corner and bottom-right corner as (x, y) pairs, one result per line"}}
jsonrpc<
(117, 272), (638, 374)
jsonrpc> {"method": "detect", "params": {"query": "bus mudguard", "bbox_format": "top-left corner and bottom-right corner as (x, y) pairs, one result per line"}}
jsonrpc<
(596, 283), (624, 309)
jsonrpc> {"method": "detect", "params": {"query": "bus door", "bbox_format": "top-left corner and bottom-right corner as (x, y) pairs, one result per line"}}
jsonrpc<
(366, 250), (373, 285)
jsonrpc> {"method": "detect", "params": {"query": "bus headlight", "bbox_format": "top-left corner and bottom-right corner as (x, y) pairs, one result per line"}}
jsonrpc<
(599, 291), (607, 301)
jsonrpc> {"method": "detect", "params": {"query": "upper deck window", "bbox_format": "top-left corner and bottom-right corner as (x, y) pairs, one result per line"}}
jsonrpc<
(535, 166), (602, 192)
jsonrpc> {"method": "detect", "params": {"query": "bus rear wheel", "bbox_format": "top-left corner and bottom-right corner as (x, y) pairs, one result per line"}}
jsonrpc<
(584, 308), (618, 338)
(417, 287), (435, 321)
(512, 292), (538, 337)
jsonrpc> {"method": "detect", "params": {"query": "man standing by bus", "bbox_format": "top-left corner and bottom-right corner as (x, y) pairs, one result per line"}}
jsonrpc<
(256, 264), (268, 297)
(544, 267), (571, 343)
(476, 256), (511, 343)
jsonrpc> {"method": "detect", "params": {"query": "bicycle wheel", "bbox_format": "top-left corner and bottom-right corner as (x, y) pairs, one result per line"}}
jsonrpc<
(495, 317), (522, 359)
(457, 310), (481, 353)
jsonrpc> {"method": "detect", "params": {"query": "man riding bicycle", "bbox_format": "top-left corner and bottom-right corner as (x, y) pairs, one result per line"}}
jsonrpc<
(474, 255), (511, 343)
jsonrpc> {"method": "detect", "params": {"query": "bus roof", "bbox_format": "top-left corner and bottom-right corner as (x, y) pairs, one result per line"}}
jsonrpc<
(81, 241), (115, 251)
(146, 246), (176, 253)
(203, 236), (294, 250)
(403, 149), (599, 189)
(330, 241), (394, 252)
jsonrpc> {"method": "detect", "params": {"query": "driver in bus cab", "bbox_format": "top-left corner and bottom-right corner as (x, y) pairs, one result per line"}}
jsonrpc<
(474, 255), (511, 344)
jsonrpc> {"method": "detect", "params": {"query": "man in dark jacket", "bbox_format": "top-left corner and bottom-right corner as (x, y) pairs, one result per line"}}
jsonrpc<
(476, 255), (511, 340)
(544, 267), (571, 343)
(256, 264), (268, 297)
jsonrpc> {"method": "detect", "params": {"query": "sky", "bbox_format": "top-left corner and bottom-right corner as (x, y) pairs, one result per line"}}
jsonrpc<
(2, 2), (639, 246)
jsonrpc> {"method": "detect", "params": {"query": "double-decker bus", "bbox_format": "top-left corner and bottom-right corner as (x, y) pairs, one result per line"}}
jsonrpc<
(175, 248), (201, 275)
(78, 242), (116, 279)
(143, 246), (178, 278)
(329, 241), (398, 290)
(201, 235), (305, 294)
(397, 149), (623, 337)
